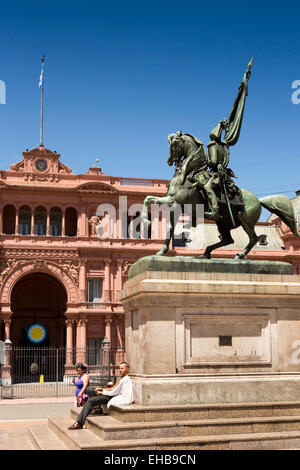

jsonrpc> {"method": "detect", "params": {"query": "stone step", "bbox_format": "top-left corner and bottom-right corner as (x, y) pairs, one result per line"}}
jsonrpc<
(1, 424), (36, 450)
(70, 408), (300, 440)
(230, 437), (300, 450)
(28, 425), (69, 450)
(108, 401), (300, 423)
(47, 416), (300, 450)
(48, 416), (101, 450)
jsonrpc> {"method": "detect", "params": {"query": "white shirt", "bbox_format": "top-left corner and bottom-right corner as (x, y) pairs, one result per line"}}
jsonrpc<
(101, 375), (133, 408)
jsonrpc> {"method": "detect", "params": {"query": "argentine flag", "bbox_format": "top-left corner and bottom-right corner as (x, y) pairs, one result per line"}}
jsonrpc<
(39, 55), (45, 88)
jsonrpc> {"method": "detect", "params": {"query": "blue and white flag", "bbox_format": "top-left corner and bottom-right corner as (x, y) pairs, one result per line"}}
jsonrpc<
(39, 55), (45, 88)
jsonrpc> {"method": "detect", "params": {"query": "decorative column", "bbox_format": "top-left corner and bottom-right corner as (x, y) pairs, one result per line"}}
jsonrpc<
(2, 338), (12, 386)
(15, 210), (19, 235)
(80, 319), (88, 364)
(65, 319), (74, 368)
(3, 318), (11, 340)
(46, 209), (50, 236)
(62, 210), (65, 237)
(76, 319), (81, 363)
(115, 206), (119, 241)
(79, 206), (88, 237)
(105, 315), (112, 344)
(115, 260), (123, 302)
(1, 320), (12, 386)
(103, 259), (111, 302)
(31, 210), (35, 235)
(75, 318), (88, 364)
(79, 259), (87, 302)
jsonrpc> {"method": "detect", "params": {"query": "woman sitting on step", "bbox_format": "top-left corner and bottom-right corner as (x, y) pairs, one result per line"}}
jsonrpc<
(72, 363), (90, 407)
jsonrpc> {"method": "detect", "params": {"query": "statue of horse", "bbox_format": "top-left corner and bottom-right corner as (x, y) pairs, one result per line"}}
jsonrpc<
(141, 132), (299, 259)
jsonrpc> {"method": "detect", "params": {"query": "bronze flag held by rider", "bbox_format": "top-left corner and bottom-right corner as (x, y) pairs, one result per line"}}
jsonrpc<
(184, 57), (254, 225)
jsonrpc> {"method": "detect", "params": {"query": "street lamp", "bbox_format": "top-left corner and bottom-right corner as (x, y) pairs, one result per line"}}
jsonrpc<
(100, 336), (111, 382)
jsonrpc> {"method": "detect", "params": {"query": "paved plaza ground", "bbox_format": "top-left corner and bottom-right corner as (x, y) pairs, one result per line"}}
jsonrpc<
(0, 397), (73, 450)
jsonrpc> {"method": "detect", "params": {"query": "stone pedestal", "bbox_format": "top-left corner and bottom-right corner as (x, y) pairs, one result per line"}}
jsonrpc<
(121, 256), (300, 405)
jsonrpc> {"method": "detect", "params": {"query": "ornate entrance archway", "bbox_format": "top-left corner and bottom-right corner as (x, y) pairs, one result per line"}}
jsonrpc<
(10, 272), (68, 347)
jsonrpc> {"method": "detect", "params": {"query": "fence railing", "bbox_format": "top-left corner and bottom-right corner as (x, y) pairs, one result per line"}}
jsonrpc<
(0, 345), (125, 399)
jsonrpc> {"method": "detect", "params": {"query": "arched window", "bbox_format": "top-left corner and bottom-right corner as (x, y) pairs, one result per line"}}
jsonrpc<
(3, 205), (16, 234)
(34, 206), (47, 236)
(19, 206), (31, 235)
(50, 207), (62, 236)
(65, 207), (77, 237)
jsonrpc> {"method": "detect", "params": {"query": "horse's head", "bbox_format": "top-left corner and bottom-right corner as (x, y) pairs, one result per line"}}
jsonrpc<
(167, 131), (185, 166)
(167, 131), (204, 166)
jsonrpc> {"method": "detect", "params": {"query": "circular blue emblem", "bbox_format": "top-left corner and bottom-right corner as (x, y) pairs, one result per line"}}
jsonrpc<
(27, 324), (47, 344)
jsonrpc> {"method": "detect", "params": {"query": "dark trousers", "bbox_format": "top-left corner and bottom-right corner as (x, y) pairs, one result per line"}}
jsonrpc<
(77, 386), (111, 426)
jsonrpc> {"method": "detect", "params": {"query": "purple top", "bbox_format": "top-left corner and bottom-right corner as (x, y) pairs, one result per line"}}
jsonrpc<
(75, 374), (89, 397)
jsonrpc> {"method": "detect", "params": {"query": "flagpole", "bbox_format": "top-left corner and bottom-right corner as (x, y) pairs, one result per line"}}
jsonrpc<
(40, 85), (43, 147)
(39, 55), (45, 147)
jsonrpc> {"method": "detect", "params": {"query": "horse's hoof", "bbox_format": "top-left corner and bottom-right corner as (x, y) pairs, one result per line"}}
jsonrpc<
(156, 250), (166, 256)
(143, 220), (151, 229)
(234, 253), (245, 260)
(196, 254), (211, 260)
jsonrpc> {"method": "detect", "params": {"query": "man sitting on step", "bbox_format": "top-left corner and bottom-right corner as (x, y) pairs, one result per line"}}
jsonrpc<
(68, 362), (133, 430)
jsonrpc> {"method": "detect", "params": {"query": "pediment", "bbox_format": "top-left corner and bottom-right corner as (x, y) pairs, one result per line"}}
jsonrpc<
(9, 146), (72, 175)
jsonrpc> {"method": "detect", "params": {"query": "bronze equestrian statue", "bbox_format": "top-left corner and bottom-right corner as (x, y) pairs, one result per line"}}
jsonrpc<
(141, 59), (299, 260)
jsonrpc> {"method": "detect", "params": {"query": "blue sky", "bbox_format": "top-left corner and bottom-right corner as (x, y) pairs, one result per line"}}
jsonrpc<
(0, 0), (299, 212)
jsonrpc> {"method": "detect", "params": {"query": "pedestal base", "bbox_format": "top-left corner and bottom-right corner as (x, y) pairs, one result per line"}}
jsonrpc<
(122, 256), (300, 406)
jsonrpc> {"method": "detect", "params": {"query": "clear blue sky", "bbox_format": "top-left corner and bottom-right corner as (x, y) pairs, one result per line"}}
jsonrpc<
(0, 0), (299, 208)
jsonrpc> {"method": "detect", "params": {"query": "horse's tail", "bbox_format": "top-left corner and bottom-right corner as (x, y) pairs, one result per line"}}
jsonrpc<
(260, 195), (300, 237)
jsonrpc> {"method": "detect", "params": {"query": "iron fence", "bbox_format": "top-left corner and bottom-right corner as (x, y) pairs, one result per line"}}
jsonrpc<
(0, 345), (125, 399)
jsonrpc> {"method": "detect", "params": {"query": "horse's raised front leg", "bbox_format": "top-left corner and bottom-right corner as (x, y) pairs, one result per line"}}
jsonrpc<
(141, 195), (173, 227)
(141, 195), (179, 256)
(141, 195), (157, 230)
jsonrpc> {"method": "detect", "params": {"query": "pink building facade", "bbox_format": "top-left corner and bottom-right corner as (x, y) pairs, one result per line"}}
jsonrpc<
(0, 145), (299, 375)
(0, 145), (169, 374)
